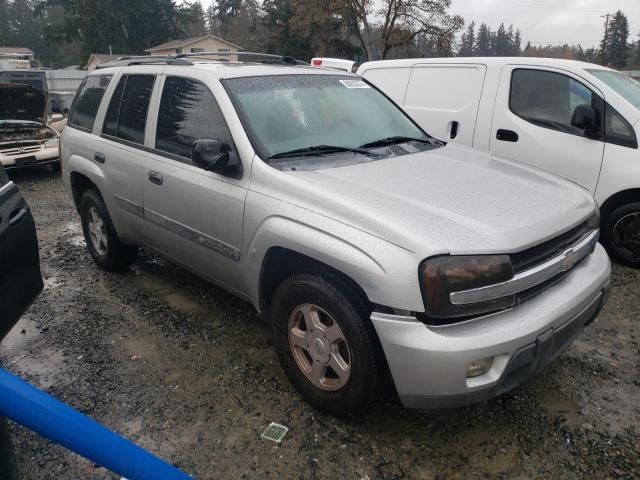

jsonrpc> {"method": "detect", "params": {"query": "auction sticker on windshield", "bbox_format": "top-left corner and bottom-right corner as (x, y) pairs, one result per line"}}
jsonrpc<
(339, 79), (370, 89)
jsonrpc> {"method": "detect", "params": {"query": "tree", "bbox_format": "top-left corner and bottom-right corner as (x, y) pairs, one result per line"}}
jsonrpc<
(0, 0), (9, 44)
(600, 10), (630, 68)
(206, 2), (217, 35)
(458, 21), (475, 56)
(348, 0), (463, 60)
(475, 23), (491, 56)
(214, 0), (242, 37)
(181, 1), (206, 36)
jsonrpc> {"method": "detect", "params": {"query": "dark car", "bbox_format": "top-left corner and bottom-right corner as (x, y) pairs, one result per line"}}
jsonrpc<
(0, 164), (43, 478)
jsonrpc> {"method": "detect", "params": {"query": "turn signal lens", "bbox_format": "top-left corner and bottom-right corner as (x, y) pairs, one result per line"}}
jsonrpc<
(419, 255), (514, 319)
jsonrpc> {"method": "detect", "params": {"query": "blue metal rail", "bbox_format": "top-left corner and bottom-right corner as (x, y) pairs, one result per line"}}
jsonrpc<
(0, 368), (192, 480)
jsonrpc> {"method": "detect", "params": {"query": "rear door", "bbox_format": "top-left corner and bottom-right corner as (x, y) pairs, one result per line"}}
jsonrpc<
(0, 166), (42, 340)
(490, 66), (606, 193)
(402, 64), (487, 145)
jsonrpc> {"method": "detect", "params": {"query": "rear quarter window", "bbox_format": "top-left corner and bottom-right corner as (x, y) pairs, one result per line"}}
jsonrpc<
(69, 75), (112, 132)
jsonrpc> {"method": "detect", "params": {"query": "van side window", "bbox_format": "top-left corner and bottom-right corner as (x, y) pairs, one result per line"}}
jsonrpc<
(510, 69), (600, 138)
(155, 76), (230, 162)
(102, 74), (155, 145)
(69, 75), (112, 132)
(605, 105), (638, 149)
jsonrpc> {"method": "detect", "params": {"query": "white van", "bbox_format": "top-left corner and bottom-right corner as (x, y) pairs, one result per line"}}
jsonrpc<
(314, 57), (640, 267)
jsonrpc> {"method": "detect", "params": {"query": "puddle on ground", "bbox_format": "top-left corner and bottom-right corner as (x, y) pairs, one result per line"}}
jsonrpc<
(64, 221), (86, 247)
(128, 272), (222, 320)
(0, 318), (40, 352)
(539, 388), (580, 429)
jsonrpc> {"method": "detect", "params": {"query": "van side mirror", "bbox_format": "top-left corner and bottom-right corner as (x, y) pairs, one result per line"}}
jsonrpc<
(191, 139), (241, 177)
(571, 105), (599, 137)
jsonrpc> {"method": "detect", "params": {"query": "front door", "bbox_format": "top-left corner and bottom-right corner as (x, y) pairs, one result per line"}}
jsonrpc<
(0, 166), (42, 340)
(491, 66), (606, 193)
(142, 75), (248, 293)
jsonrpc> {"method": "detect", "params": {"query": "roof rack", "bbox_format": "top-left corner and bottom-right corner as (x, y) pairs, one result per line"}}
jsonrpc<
(95, 51), (307, 69)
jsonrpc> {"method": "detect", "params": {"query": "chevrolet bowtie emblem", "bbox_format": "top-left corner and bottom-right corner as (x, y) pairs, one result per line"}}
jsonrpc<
(561, 248), (578, 272)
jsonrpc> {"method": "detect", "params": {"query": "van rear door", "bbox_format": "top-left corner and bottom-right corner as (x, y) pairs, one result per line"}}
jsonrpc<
(401, 64), (487, 145)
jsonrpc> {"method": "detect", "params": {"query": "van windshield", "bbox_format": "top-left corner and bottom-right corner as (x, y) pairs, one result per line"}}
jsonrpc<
(224, 74), (433, 161)
(587, 69), (640, 110)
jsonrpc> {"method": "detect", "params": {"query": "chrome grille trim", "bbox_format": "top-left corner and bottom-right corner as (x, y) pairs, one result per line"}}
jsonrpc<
(450, 230), (599, 306)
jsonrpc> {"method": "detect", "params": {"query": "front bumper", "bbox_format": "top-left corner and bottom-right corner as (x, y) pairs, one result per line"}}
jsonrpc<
(1, 147), (59, 169)
(371, 243), (611, 409)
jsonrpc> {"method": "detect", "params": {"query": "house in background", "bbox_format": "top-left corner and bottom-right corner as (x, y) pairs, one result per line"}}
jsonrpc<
(145, 35), (240, 60)
(0, 47), (37, 69)
(85, 53), (127, 71)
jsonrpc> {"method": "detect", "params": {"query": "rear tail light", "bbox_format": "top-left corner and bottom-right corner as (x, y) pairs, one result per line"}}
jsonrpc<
(312, 59), (322, 66)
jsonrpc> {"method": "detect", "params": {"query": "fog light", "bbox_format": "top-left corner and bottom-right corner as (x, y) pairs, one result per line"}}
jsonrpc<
(466, 357), (493, 378)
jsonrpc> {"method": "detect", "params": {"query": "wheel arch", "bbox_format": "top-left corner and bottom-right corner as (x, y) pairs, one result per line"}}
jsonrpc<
(599, 188), (640, 225)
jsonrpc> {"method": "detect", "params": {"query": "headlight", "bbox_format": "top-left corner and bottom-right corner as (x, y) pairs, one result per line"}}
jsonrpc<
(44, 137), (59, 148)
(419, 255), (515, 319)
(587, 208), (600, 230)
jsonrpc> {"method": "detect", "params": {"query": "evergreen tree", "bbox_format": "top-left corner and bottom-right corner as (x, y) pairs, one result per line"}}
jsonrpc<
(181, 1), (207, 36)
(215, 0), (242, 37)
(206, 3), (217, 35)
(0, 0), (9, 44)
(601, 10), (630, 68)
(458, 21), (475, 56)
(475, 23), (491, 56)
(513, 29), (521, 56)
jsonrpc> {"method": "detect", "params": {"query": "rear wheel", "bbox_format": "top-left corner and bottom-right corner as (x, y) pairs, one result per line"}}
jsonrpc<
(602, 202), (640, 268)
(271, 273), (381, 416)
(80, 189), (137, 272)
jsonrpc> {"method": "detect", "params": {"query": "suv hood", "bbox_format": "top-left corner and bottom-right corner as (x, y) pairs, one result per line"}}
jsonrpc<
(0, 83), (46, 123)
(287, 144), (595, 256)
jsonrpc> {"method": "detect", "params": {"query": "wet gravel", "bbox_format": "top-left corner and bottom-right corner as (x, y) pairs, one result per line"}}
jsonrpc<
(1, 167), (639, 480)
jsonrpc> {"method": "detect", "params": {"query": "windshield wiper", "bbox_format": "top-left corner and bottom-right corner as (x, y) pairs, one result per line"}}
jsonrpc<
(359, 136), (435, 148)
(269, 145), (371, 160)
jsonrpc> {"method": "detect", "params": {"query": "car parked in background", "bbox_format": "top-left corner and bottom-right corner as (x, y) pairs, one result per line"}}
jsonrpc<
(314, 57), (640, 268)
(1, 81), (61, 170)
(60, 54), (610, 416)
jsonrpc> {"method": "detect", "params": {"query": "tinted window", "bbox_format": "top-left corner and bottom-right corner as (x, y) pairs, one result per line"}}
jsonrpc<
(69, 75), (112, 131)
(155, 77), (230, 160)
(510, 69), (598, 137)
(605, 104), (638, 149)
(103, 74), (155, 145)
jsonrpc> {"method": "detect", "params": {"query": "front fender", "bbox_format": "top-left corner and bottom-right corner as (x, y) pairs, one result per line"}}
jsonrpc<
(242, 211), (425, 313)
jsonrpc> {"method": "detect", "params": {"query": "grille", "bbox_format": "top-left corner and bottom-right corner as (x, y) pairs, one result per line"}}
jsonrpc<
(510, 220), (591, 273)
(0, 144), (41, 156)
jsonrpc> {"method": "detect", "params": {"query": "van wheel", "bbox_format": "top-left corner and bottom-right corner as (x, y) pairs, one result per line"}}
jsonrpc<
(602, 202), (640, 268)
(80, 189), (137, 272)
(271, 273), (380, 416)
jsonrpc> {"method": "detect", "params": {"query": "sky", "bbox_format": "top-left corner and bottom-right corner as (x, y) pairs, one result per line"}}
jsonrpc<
(450, 0), (640, 49)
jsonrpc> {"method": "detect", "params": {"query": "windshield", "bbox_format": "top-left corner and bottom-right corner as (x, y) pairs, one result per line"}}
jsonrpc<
(224, 74), (431, 160)
(587, 69), (640, 110)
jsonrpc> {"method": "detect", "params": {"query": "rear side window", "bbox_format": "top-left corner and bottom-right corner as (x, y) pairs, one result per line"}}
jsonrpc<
(69, 75), (112, 131)
(510, 69), (599, 138)
(102, 74), (155, 145)
(155, 76), (230, 161)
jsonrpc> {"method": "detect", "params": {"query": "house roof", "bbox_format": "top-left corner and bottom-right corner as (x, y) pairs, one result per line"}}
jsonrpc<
(85, 53), (127, 69)
(0, 47), (35, 56)
(145, 35), (241, 52)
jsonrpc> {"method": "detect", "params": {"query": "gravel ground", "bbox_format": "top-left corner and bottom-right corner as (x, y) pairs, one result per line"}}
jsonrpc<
(1, 167), (639, 480)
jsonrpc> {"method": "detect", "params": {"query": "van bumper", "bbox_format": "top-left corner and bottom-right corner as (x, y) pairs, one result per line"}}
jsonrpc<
(371, 244), (611, 409)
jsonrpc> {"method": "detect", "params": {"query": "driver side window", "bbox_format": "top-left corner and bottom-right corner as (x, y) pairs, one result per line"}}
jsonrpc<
(155, 76), (232, 163)
(510, 69), (600, 138)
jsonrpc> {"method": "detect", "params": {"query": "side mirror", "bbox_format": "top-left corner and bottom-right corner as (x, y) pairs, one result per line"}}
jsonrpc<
(571, 105), (599, 137)
(63, 107), (70, 118)
(191, 139), (240, 177)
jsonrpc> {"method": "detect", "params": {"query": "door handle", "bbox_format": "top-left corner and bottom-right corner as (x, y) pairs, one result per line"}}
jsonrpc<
(496, 129), (519, 142)
(94, 152), (106, 164)
(449, 121), (459, 139)
(8, 207), (28, 226)
(148, 171), (163, 185)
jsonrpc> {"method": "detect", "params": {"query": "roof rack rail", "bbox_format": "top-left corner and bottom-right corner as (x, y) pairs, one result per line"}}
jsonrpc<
(96, 56), (193, 69)
(95, 52), (308, 69)
(174, 51), (306, 65)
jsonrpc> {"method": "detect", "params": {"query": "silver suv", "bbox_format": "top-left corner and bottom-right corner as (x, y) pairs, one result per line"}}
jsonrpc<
(60, 54), (611, 416)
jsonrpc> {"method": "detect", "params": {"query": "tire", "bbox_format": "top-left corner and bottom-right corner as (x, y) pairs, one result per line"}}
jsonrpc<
(50, 161), (61, 173)
(602, 202), (640, 268)
(79, 189), (137, 272)
(270, 273), (382, 416)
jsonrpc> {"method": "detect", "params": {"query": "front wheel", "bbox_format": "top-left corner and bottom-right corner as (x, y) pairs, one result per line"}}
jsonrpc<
(80, 189), (137, 272)
(271, 273), (382, 416)
(602, 202), (640, 268)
